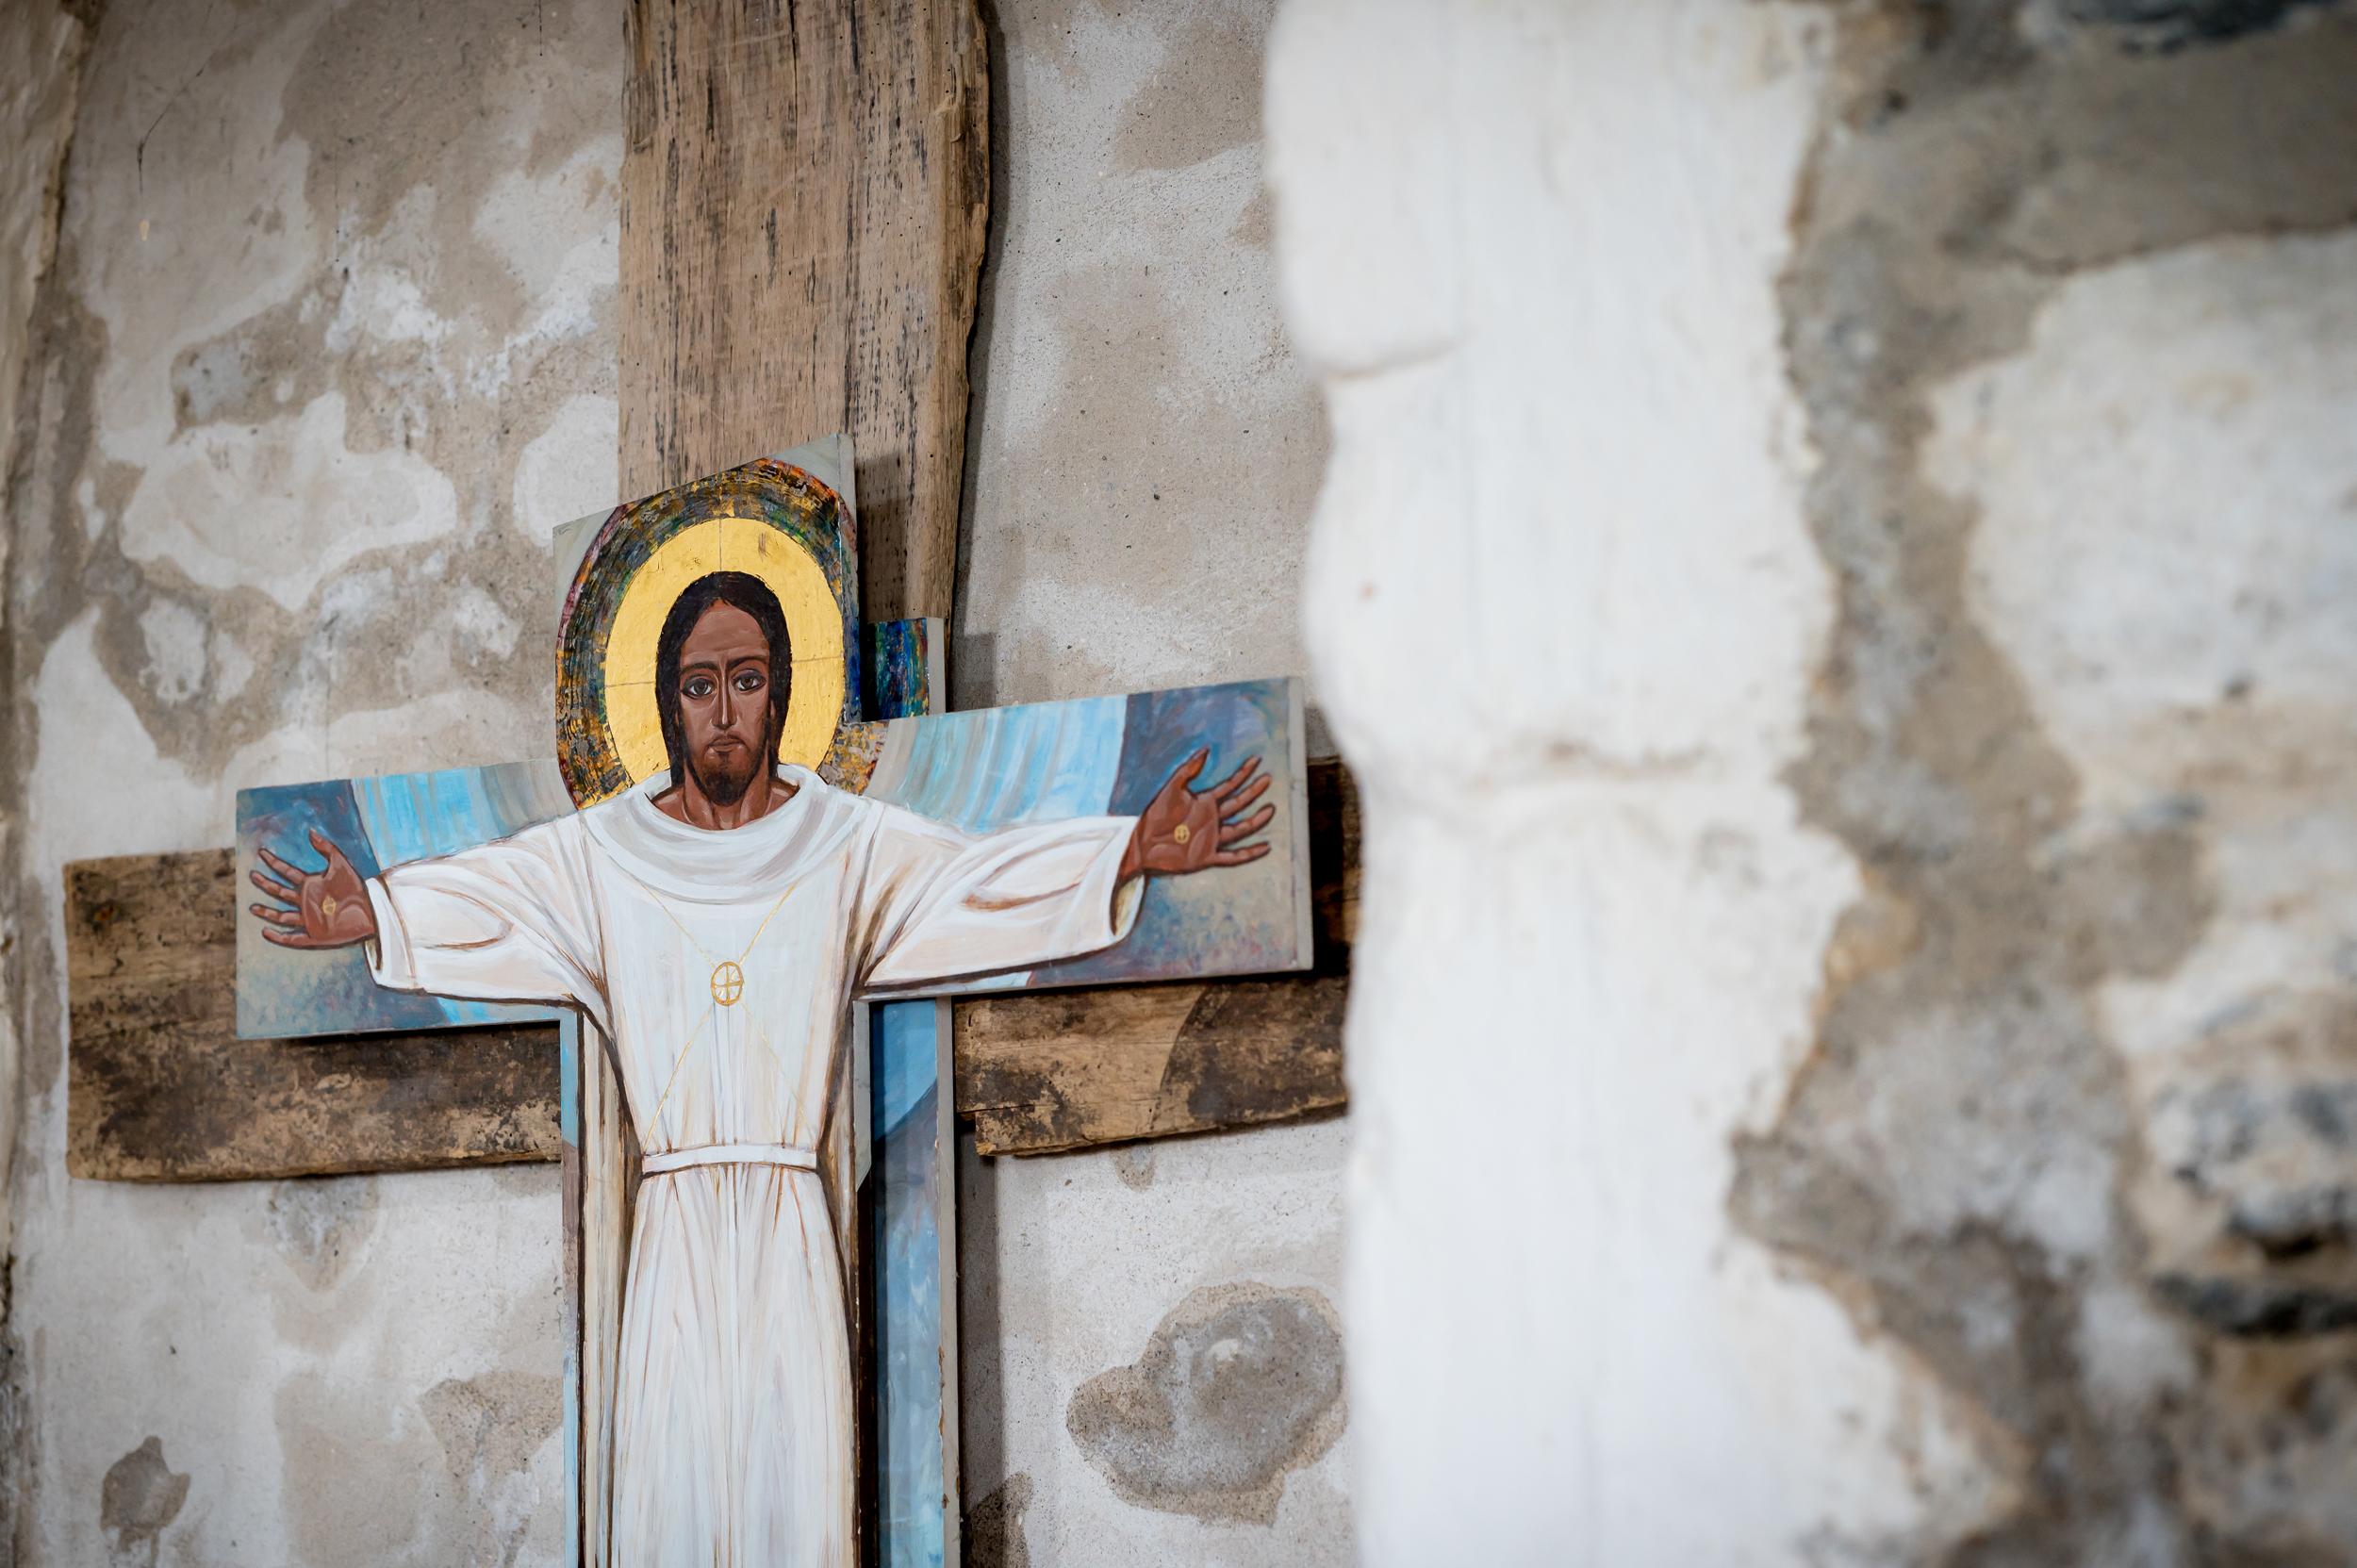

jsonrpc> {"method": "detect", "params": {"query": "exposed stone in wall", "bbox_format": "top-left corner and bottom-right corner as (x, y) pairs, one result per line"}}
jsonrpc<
(97, 1436), (185, 1568)
(966, 1471), (1035, 1568)
(1066, 1281), (1343, 1525)
(1735, 1), (2357, 1560)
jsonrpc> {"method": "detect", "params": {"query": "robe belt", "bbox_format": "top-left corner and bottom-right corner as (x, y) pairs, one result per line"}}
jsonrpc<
(639, 1143), (820, 1177)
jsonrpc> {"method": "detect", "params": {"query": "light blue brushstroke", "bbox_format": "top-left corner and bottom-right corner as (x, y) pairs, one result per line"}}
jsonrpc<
(875, 999), (934, 1138)
(559, 1013), (582, 1568)
(349, 761), (572, 1028)
(873, 695), (1126, 834)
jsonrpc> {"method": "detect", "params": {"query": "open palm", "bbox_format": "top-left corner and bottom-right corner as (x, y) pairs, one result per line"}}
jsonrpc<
(248, 829), (378, 949)
(1120, 750), (1276, 880)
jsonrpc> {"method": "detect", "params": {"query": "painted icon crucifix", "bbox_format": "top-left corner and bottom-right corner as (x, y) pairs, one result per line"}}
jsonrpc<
(232, 444), (1313, 1566)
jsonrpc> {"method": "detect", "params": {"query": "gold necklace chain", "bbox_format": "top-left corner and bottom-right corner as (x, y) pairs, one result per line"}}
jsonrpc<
(618, 875), (801, 1141)
(624, 875), (798, 1006)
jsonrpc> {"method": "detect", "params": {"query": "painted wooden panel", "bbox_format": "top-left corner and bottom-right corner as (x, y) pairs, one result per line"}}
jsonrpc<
(953, 758), (1356, 1155)
(866, 617), (958, 1568)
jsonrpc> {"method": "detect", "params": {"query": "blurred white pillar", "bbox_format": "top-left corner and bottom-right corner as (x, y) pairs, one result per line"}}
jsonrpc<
(1265, 5), (1989, 1562)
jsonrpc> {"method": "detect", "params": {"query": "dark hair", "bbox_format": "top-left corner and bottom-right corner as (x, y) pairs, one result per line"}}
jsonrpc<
(654, 571), (793, 782)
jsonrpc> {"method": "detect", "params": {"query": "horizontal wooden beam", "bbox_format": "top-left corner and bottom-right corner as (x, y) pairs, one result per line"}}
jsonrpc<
(952, 759), (1355, 1156)
(62, 761), (1353, 1178)
(65, 850), (560, 1182)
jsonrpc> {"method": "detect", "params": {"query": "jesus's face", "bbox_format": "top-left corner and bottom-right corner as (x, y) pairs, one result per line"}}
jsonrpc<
(671, 600), (776, 807)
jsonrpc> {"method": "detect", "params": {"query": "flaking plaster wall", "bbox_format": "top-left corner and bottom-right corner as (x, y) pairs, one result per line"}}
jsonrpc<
(0, 1), (1345, 1564)
(3, 0), (620, 1560)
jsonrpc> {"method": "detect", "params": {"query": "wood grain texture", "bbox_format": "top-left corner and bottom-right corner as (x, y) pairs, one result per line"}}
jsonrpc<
(953, 759), (1358, 1156)
(64, 850), (559, 1182)
(619, 0), (990, 622)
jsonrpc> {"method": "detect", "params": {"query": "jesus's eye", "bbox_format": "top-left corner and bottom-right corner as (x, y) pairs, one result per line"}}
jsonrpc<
(733, 669), (766, 694)
(684, 675), (716, 700)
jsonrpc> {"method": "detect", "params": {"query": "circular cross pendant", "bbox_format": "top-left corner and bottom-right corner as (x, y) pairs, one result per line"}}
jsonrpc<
(711, 960), (745, 1007)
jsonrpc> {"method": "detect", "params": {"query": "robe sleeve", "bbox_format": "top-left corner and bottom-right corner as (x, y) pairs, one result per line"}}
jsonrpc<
(362, 817), (610, 1034)
(855, 802), (1145, 992)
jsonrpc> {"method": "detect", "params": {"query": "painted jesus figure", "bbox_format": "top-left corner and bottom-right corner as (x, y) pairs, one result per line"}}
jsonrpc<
(245, 570), (1274, 1564)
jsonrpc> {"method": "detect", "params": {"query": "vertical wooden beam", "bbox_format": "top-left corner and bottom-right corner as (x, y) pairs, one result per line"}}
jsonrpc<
(610, 5), (991, 1560)
(620, 0), (991, 621)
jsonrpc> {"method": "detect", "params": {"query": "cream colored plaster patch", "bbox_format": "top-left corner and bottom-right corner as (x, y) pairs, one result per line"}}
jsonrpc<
(512, 392), (619, 541)
(74, 6), (329, 463)
(473, 133), (624, 313)
(138, 597), (211, 705)
(324, 688), (545, 781)
(74, 475), (105, 539)
(961, 0), (1323, 709)
(1933, 232), (2357, 1068)
(117, 392), (462, 610)
(209, 627), (255, 703)
(27, 613), (223, 880)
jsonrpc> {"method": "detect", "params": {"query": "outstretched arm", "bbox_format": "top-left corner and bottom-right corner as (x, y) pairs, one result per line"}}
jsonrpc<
(858, 749), (1280, 993)
(249, 830), (378, 949)
(245, 820), (607, 1031)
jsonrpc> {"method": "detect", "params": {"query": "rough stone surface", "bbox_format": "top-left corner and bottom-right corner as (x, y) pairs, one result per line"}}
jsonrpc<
(966, 1471), (1035, 1568)
(1066, 1281), (1343, 1525)
(97, 1436), (186, 1568)
(1730, 4), (2357, 1561)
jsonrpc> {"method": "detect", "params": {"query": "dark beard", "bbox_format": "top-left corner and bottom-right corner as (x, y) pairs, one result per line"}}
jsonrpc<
(689, 734), (766, 807)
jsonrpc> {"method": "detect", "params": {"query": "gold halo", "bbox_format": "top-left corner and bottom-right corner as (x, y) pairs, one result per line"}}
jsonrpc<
(600, 517), (846, 782)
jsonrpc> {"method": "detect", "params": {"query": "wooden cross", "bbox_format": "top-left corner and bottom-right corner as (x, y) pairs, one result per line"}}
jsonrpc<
(58, 5), (1351, 1562)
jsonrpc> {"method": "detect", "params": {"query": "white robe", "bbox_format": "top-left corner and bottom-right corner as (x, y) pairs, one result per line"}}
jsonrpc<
(362, 765), (1140, 1565)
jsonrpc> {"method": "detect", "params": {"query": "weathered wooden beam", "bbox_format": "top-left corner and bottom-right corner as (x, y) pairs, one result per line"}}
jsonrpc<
(64, 850), (559, 1182)
(954, 759), (1356, 1156)
(619, 0), (990, 621)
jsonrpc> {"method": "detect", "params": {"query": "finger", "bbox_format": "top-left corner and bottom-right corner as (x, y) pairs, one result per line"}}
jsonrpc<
(1216, 802), (1277, 844)
(1170, 748), (1210, 788)
(249, 902), (304, 929)
(1209, 841), (1274, 867)
(1219, 774), (1271, 819)
(256, 846), (307, 883)
(309, 828), (354, 871)
(249, 868), (300, 903)
(1209, 754), (1263, 800)
(259, 927), (321, 949)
